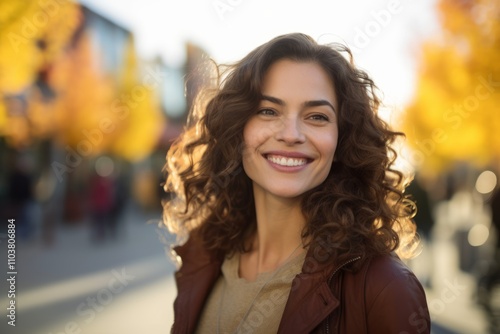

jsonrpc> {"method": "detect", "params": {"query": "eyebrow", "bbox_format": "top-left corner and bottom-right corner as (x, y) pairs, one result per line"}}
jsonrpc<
(261, 95), (336, 113)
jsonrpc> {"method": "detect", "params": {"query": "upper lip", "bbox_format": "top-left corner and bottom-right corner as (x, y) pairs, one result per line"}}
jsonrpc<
(263, 151), (313, 160)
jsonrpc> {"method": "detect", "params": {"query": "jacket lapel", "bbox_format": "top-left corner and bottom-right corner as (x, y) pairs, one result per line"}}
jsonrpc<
(278, 272), (340, 333)
(173, 262), (221, 333)
(172, 232), (223, 334)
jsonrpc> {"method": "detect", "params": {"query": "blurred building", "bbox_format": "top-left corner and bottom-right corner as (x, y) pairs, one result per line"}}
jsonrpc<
(82, 6), (131, 79)
(0, 2), (215, 243)
(145, 42), (211, 210)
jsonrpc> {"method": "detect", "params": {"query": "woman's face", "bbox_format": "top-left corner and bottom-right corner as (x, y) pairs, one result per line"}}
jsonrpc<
(242, 59), (339, 200)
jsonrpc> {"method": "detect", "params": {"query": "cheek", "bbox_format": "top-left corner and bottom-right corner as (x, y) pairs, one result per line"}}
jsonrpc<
(319, 132), (339, 160)
(241, 126), (257, 170)
(317, 136), (338, 183)
(242, 120), (255, 148)
(243, 119), (272, 150)
(241, 143), (260, 183)
(329, 140), (338, 159)
(242, 132), (254, 163)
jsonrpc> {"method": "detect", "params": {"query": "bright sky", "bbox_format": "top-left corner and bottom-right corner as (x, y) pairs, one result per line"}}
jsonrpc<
(78, 0), (440, 110)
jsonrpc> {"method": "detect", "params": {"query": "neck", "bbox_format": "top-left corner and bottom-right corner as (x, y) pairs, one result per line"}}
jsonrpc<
(249, 187), (307, 272)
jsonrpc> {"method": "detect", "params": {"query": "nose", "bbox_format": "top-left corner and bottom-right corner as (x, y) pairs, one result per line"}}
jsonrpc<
(275, 116), (305, 145)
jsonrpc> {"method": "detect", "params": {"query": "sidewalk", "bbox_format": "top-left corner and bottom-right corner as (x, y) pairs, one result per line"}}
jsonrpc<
(412, 238), (490, 334)
(426, 274), (489, 334)
(0, 204), (177, 334)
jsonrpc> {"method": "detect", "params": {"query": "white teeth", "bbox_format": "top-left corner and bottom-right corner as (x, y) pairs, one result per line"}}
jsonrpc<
(267, 155), (307, 167)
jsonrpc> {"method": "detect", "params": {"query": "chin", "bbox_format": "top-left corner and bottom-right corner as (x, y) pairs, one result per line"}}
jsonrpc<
(267, 187), (309, 199)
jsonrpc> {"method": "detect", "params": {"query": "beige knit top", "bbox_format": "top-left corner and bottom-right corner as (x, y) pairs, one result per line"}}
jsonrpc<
(195, 251), (306, 334)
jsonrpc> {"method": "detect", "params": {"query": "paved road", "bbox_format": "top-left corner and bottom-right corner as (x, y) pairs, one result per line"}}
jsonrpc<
(0, 204), (177, 334)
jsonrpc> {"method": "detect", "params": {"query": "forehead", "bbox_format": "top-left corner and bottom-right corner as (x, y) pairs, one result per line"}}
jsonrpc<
(261, 59), (337, 105)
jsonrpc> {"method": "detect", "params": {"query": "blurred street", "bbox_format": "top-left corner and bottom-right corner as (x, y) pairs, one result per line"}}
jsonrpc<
(0, 1), (498, 334)
(409, 190), (494, 334)
(0, 202), (177, 334)
(416, 242), (490, 334)
(0, 198), (493, 334)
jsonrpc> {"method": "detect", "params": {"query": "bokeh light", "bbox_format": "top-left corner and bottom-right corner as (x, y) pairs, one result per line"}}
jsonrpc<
(95, 155), (115, 177)
(468, 224), (490, 247)
(475, 170), (497, 194)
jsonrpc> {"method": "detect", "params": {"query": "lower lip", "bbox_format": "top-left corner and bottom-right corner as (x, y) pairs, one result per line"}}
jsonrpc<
(265, 156), (310, 172)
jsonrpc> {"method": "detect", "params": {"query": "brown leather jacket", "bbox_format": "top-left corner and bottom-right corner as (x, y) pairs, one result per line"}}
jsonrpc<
(171, 232), (431, 333)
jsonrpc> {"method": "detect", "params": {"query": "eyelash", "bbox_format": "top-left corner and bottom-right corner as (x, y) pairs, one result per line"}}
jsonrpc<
(309, 114), (330, 122)
(257, 109), (331, 122)
(258, 108), (277, 116)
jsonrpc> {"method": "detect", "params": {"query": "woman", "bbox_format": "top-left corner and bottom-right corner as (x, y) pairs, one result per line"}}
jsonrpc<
(163, 33), (430, 333)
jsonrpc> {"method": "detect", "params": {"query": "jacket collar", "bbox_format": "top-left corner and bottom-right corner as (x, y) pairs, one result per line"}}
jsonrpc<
(277, 247), (361, 333)
(173, 232), (361, 333)
(172, 231), (223, 334)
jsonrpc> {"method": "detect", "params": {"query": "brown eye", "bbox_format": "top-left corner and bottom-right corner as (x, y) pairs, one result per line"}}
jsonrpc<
(308, 114), (329, 121)
(258, 108), (277, 116)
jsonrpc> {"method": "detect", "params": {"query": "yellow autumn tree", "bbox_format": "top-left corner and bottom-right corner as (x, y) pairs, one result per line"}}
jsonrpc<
(400, 0), (500, 173)
(0, 0), (81, 145)
(109, 35), (165, 162)
(0, 1), (164, 160)
(48, 31), (115, 154)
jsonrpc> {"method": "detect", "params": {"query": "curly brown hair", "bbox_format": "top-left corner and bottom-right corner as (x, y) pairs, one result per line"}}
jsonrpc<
(163, 33), (419, 265)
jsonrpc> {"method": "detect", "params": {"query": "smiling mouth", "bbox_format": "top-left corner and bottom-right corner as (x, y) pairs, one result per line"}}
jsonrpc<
(266, 154), (308, 167)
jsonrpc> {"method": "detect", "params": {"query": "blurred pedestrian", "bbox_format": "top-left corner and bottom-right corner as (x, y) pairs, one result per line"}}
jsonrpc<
(473, 175), (500, 334)
(479, 183), (500, 300)
(7, 154), (35, 240)
(407, 173), (436, 288)
(407, 173), (435, 241)
(88, 172), (114, 243)
(164, 33), (430, 333)
(490, 184), (500, 254)
(109, 170), (128, 239)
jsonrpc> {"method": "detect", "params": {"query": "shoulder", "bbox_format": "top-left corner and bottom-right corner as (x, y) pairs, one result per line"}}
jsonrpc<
(365, 253), (420, 289)
(346, 253), (431, 333)
(173, 229), (222, 276)
(359, 254), (425, 306)
(342, 253), (427, 305)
